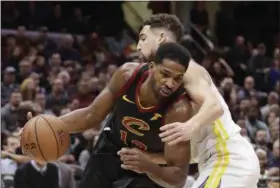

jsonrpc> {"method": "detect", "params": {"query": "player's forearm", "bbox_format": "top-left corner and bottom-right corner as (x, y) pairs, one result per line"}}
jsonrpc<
(145, 152), (167, 165)
(190, 97), (224, 130)
(60, 107), (101, 133)
(146, 163), (186, 188)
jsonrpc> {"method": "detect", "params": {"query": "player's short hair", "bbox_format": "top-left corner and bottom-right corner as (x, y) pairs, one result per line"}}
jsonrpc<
(143, 14), (184, 42)
(154, 42), (191, 70)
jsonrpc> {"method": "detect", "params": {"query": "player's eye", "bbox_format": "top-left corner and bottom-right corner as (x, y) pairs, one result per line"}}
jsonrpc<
(174, 76), (183, 83)
(140, 35), (146, 41)
(160, 72), (169, 78)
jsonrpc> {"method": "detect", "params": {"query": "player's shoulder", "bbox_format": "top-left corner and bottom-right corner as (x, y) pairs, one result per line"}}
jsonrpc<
(116, 62), (141, 82)
(168, 93), (192, 114)
(184, 60), (211, 85)
(108, 62), (142, 93)
(164, 93), (193, 122)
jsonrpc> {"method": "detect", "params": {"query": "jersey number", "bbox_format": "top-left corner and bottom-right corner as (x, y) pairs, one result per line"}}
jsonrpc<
(120, 130), (147, 150)
(120, 116), (150, 150)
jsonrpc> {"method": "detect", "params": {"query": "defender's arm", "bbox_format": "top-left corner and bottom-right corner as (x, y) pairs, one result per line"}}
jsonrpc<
(183, 61), (224, 130)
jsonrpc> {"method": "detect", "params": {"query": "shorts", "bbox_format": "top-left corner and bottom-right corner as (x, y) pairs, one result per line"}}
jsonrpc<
(79, 131), (163, 188)
(190, 134), (260, 188)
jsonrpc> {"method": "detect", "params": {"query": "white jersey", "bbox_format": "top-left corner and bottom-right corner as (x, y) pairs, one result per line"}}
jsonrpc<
(186, 62), (260, 188)
(190, 79), (241, 165)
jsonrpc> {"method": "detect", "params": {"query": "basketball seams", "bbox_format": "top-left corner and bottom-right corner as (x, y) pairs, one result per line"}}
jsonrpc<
(39, 115), (60, 160)
(21, 115), (70, 163)
(34, 117), (49, 163)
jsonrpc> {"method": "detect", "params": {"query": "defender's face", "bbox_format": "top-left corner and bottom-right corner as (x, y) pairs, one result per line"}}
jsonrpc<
(137, 25), (160, 61)
(150, 59), (185, 98)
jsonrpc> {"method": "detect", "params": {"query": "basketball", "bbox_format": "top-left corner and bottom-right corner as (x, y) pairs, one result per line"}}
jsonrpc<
(21, 114), (70, 164)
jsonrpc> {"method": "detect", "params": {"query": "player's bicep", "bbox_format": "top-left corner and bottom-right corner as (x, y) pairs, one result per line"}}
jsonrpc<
(184, 68), (214, 105)
(87, 87), (115, 125)
(163, 98), (192, 170)
(164, 98), (193, 124)
(87, 63), (138, 125)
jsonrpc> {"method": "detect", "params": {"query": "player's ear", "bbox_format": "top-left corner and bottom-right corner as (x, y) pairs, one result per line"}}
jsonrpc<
(158, 32), (166, 45)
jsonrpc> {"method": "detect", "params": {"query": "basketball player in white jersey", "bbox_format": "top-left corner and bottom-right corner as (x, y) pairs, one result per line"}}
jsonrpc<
(137, 14), (260, 188)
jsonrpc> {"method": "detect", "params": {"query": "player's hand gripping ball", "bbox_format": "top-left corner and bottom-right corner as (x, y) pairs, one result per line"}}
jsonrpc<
(21, 114), (70, 164)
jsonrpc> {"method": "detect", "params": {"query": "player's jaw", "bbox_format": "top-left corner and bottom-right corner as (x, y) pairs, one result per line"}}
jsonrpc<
(158, 85), (173, 97)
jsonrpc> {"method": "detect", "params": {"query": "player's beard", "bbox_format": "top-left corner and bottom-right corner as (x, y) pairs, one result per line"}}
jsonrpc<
(149, 74), (164, 101)
(139, 50), (156, 63)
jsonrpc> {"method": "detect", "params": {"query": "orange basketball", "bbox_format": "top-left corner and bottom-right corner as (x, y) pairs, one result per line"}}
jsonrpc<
(21, 114), (70, 164)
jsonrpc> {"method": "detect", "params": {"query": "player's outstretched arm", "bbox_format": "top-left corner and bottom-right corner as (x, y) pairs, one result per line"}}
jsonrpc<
(183, 61), (224, 131)
(147, 98), (192, 187)
(159, 61), (224, 145)
(60, 63), (139, 133)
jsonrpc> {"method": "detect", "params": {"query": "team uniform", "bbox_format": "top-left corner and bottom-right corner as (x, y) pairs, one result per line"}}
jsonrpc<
(189, 79), (260, 188)
(80, 64), (187, 188)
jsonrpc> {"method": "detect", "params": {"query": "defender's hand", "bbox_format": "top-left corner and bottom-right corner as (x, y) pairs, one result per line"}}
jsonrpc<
(118, 148), (153, 174)
(159, 121), (196, 145)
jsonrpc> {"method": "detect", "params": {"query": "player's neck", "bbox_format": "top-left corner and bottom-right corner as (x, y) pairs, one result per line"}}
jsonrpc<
(139, 78), (160, 107)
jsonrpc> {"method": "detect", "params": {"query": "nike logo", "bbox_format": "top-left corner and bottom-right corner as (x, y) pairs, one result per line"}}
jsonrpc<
(150, 113), (162, 121)
(122, 95), (135, 104)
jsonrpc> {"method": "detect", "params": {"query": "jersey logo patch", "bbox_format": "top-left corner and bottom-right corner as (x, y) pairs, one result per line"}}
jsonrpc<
(122, 95), (135, 104)
(122, 116), (150, 136)
(150, 113), (162, 121)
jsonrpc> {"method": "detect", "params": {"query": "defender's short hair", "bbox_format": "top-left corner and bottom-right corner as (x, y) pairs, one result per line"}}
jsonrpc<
(154, 42), (191, 70)
(143, 14), (184, 42)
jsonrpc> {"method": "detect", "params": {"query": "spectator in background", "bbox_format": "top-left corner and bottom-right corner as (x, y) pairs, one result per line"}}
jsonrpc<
(55, 162), (76, 188)
(49, 52), (62, 74)
(16, 25), (29, 50)
(246, 105), (270, 141)
(34, 93), (54, 115)
(36, 26), (57, 57)
(46, 78), (69, 115)
(1, 90), (22, 135)
(220, 77), (237, 110)
(17, 59), (32, 84)
(1, 135), (20, 175)
(248, 43), (271, 75)
(210, 58), (234, 85)
(233, 97), (250, 120)
(270, 118), (279, 144)
(14, 160), (60, 188)
(256, 148), (269, 179)
(255, 129), (270, 152)
(226, 36), (251, 85)
(20, 78), (37, 101)
(58, 35), (81, 62)
(261, 91), (279, 118)
(267, 57), (280, 90)
(247, 43), (271, 91)
(269, 139), (280, 168)
(73, 78), (95, 108)
(1, 66), (18, 106)
(238, 76), (256, 99)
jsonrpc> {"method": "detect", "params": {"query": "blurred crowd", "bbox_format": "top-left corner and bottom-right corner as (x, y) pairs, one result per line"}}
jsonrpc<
(1, 2), (279, 188)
